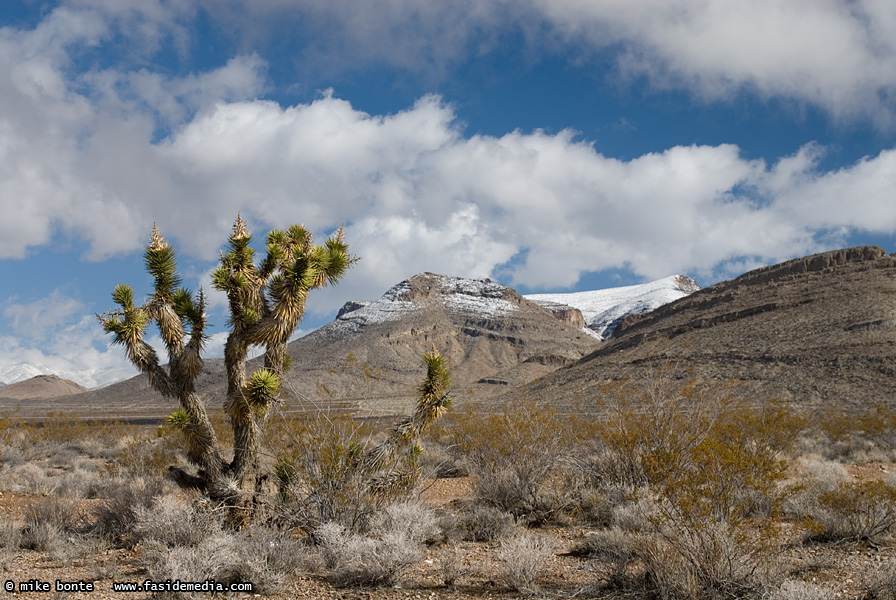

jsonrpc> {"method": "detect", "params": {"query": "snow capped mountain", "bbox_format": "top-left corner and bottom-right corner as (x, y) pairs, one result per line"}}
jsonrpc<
(526, 275), (701, 340)
(318, 273), (518, 341)
(0, 363), (49, 386)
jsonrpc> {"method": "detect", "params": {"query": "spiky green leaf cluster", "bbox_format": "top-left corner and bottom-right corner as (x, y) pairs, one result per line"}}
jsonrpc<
(167, 408), (191, 431)
(172, 288), (205, 327)
(145, 244), (180, 301)
(419, 349), (451, 401)
(100, 284), (150, 348)
(245, 368), (281, 405)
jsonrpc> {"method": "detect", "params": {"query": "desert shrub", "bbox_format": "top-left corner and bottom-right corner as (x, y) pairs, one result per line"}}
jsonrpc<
(496, 530), (553, 595)
(416, 435), (467, 479)
(573, 376), (801, 599)
(142, 534), (251, 598)
(633, 406), (792, 598)
(813, 479), (896, 543)
(450, 400), (570, 522)
(786, 457), (850, 521)
(269, 350), (451, 536)
(572, 485), (633, 527)
(132, 494), (220, 548)
(314, 520), (423, 587)
(571, 527), (639, 590)
(237, 523), (311, 579)
(92, 476), (166, 546)
(581, 374), (726, 489)
(270, 413), (380, 531)
(861, 557), (896, 600)
(805, 405), (896, 462)
(34, 412), (123, 447)
(0, 443), (33, 469)
(368, 501), (441, 545)
(20, 496), (85, 552)
(448, 504), (517, 542)
(611, 490), (655, 532)
(54, 466), (105, 499)
(312, 501), (436, 586)
(141, 525), (307, 597)
(639, 510), (779, 599)
(0, 462), (55, 495)
(105, 434), (183, 480)
(0, 518), (23, 569)
(768, 580), (837, 600)
(438, 542), (466, 587)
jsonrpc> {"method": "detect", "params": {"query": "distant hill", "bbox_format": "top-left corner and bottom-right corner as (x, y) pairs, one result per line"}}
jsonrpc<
(0, 374), (87, 403)
(512, 246), (896, 413)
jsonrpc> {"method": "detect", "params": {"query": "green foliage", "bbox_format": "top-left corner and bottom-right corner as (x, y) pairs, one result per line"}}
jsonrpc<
(815, 479), (896, 543)
(245, 369), (281, 405)
(167, 409), (191, 431)
(451, 400), (569, 522)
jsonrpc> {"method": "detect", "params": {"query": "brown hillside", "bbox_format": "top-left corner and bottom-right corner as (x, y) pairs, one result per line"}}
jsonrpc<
(514, 246), (896, 412)
(0, 374), (87, 402)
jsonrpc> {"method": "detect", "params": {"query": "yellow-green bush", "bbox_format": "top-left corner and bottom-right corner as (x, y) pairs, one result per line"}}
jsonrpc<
(450, 400), (571, 522)
(815, 479), (896, 543)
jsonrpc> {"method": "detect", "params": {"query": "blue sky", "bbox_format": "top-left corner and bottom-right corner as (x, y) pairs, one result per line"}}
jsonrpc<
(1, 0), (895, 387)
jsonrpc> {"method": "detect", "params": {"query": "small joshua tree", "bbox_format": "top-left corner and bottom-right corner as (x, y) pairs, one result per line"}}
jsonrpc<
(98, 216), (353, 508)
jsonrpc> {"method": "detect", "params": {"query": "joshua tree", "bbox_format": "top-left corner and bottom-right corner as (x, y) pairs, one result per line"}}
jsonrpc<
(98, 215), (353, 508)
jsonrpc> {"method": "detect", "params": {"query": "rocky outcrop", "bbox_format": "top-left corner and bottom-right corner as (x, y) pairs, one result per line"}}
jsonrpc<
(533, 302), (587, 329)
(336, 300), (370, 319)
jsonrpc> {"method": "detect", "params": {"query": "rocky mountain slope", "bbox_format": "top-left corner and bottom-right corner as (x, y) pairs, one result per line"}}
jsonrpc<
(513, 246), (896, 412)
(278, 273), (601, 415)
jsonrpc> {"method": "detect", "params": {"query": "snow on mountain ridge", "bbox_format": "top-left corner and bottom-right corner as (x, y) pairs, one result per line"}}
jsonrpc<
(315, 273), (517, 341)
(526, 275), (700, 340)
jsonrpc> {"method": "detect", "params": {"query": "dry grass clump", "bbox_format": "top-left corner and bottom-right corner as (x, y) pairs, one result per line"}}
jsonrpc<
(21, 495), (85, 552)
(768, 580), (837, 600)
(132, 493), (221, 548)
(496, 530), (553, 594)
(861, 558), (896, 600)
(315, 501), (439, 587)
(141, 526), (308, 598)
(438, 542), (466, 587)
(315, 521), (422, 587)
(92, 476), (167, 546)
(445, 504), (517, 542)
